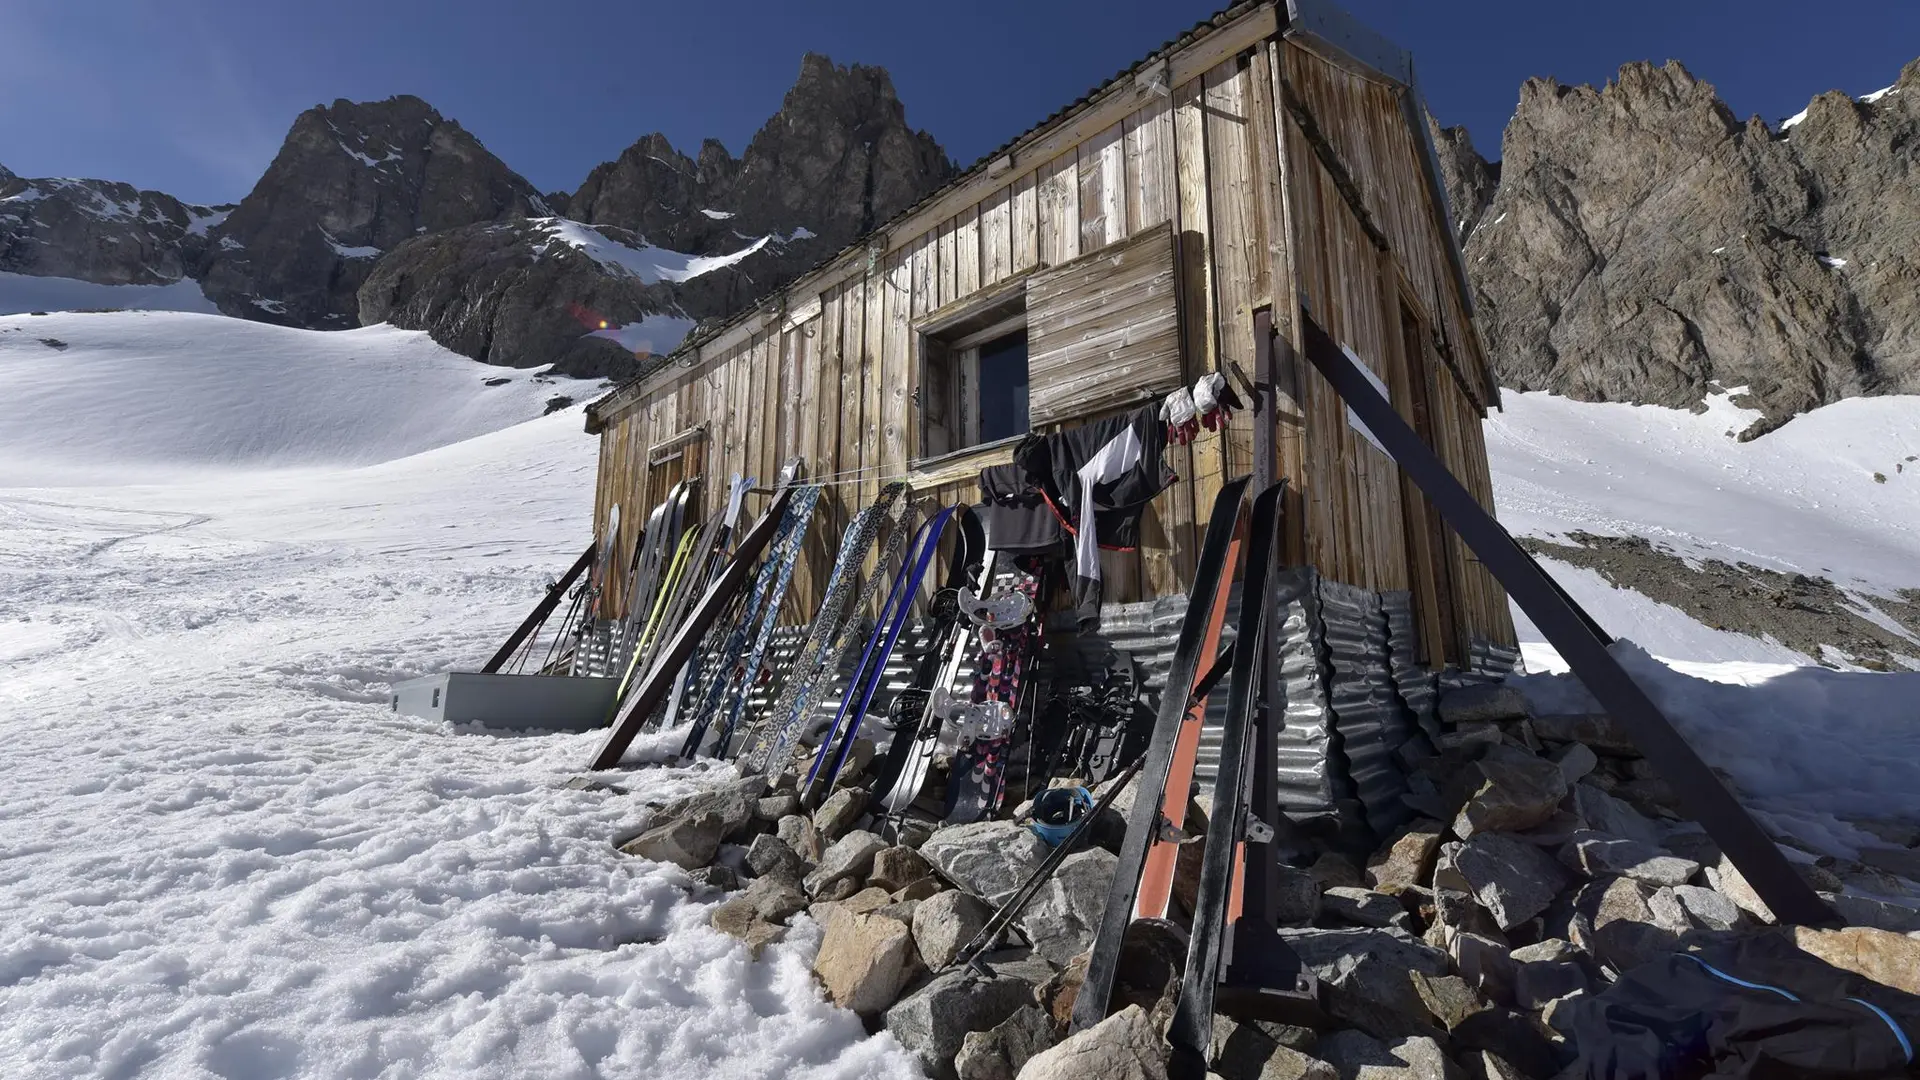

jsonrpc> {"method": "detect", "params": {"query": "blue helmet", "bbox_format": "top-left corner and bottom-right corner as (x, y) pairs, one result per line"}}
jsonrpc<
(1030, 786), (1094, 847)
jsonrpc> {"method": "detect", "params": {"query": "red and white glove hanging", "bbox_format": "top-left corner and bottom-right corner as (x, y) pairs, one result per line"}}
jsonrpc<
(1193, 371), (1242, 432)
(1161, 386), (1200, 445)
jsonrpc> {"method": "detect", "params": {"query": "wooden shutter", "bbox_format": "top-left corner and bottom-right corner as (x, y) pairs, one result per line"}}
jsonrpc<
(1025, 221), (1181, 425)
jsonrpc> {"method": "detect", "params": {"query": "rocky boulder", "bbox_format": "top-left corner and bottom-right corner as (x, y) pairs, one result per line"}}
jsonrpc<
(1014, 1004), (1166, 1080)
(1019, 848), (1114, 964)
(812, 907), (914, 1018)
(922, 820), (1049, 906)
(886, 969), (1035, 1080)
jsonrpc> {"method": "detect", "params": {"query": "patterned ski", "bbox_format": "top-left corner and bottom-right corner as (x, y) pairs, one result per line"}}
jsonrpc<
(711, 485), (823, 758)
(736, 482), (907, 775)
(748, 489), (914, 779)
(803, 506), (955, 805)
(943, 559), (1044, 824)
(683, 483), (820, 758)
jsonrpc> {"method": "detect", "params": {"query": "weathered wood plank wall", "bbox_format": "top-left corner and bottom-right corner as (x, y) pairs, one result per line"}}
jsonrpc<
(589, 22), (1516, 653)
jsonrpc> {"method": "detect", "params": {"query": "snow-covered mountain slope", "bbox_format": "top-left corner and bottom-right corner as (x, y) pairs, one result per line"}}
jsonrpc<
(1486, 387), (1920, 666)
(0, 316), (916, 1077)
(0, 272), (220, 316)
(0, 311), (582, 484)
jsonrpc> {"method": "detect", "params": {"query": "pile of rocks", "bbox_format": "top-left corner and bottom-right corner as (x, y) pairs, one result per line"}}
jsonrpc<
(610, 685), (1920, 1080)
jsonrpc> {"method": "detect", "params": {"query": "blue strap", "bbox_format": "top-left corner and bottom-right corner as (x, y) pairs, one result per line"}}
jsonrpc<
(1680, 954), (1800, 1001)
(1847, 998), (1914, 1064)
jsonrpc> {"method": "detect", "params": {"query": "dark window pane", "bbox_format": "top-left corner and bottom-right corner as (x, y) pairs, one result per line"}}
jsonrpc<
(977, 331), (1029, 444)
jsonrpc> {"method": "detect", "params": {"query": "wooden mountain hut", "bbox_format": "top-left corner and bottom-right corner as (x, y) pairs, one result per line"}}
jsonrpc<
(583, 0), (1517, 675)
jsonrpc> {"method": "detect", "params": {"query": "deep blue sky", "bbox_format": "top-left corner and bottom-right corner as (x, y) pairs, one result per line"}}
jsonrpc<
(4, 1), (1915, 206)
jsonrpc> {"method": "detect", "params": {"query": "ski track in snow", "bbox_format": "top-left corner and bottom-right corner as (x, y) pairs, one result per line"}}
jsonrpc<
(0, 380), (917, 1075)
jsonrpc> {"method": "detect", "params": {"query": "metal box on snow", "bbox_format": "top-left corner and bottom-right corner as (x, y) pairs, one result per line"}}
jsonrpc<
(391, 672), (618, 733)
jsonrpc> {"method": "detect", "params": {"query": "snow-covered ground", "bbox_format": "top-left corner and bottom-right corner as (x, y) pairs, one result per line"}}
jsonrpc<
(1485, 386), (1920, 664)
(0, 311), (916, 1078)
(1, 311), (576, 485)
(1486, 388), (1920, 864)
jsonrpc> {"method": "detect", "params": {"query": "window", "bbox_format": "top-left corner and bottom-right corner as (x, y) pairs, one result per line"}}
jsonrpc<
(918, 292), (1030, 460)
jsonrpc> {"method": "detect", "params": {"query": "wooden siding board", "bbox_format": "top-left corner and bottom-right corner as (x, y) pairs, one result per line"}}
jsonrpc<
(981, 184), (1013, 286)
(1037, 152), (1080, 269)
(1011, 171), (1039, 274)
(1203, 60), (1259, 486)
(1025, 223), (1183, 424)
(881, 250), (913, 489)
(1079, 121), (1125, 253)
(1173, 72), (1219, 575)
(953, 208), (981, 298)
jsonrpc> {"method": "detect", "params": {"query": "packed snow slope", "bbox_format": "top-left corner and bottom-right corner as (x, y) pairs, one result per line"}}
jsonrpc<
(0, 310), (581, 485)
(0, 315), (916, 1077)
(1484, 387), (1920, 665)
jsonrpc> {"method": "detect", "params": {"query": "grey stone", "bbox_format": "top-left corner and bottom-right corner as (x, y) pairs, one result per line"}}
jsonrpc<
(814, 875), (861, 903)
(1658, 828), (1722, 868)
(776, 814), (823, 862)
(805, 830), (888, 897)
(1310, 853), (1365, 890)
(1531, 714), (1637, 756)
(1569, 876), (1681, 972)
(1021, 848), (1116, 964)
(893, 875), (946, 902)
(842, 886), (895, 915)
(914, 888), (995, 970)
(619, 810), (726, 870)
(1509, 938), (1589, 1009)
(757, 794), (801, 821)
(1322, 887), (1407, 930)
(885, 969), (1034, 1080)
(1276, 927), (1451, 1023)
(1451, 832), (1575, 930)
(1567, 782), (1664, 847)
(814, 787), (869, 841)
(1316, 1030), (1464, 1080)
(956, 1005), (1054, 1080)
(1410, 971), (1487, 1029)
(746, 833), (808, 881)
(813, 907), (914, 1017)
(1558, 830), (1700, 886)
(687, 864), (738, 891)
(1437, 684), (1532, 725)
(738, 874), (809, 923)
(923, 820), (1049, 906)
(1209, 1016), (1334, 1080)
(1667, 883), (1742, 931)
(871, 845), (936, 894)
(1704, 857), (1775, 924)
(1824, 891), (1920, 934)
(1548, 743), (1597, 785)
(1367, 819), (1447, 893)
(1449, 932), (1516, 1008)
(1644, 887), (1694, 935)
(1453, 746), (1570, 838)
(1014, 1003), (1166, 1080)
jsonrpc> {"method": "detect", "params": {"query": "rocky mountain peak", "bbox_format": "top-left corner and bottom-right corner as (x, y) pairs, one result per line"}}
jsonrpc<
(566, 53), (951, 256)
(196, 94), (546, 326)
(1, 171), (231, 286)
(1426, 116), (1498, 245)
(1457, 56), (1919, 432)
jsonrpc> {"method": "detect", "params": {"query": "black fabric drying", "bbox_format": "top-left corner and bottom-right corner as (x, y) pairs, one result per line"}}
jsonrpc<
(977, 463), (1066, 556)
(1565, 931), (1918, 1079)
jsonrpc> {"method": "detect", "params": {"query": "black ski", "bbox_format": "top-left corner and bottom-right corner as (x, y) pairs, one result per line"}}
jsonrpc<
(590, 481), (797, 770)
(1165, 480), (1322, 1077)
(1069, 475), (1250, 1035)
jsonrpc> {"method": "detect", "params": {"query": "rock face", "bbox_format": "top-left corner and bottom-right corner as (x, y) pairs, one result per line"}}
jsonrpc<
(0, 174), (230, 286)
(1451, 59), (1920, 430)
(362, 54), (951, 372)
(200, 95), (550, 328)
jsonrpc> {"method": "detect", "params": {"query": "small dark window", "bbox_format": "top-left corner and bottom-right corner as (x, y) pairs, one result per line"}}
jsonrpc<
(918, 296), (1030, 460)
(975, 331), (1029, 445)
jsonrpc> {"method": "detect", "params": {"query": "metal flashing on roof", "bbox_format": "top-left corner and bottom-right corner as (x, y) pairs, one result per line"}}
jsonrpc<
(1283, 0), (1411, 86)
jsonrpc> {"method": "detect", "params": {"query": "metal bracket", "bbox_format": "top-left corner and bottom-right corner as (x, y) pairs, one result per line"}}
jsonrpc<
(1243, 816), (1275, 845)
